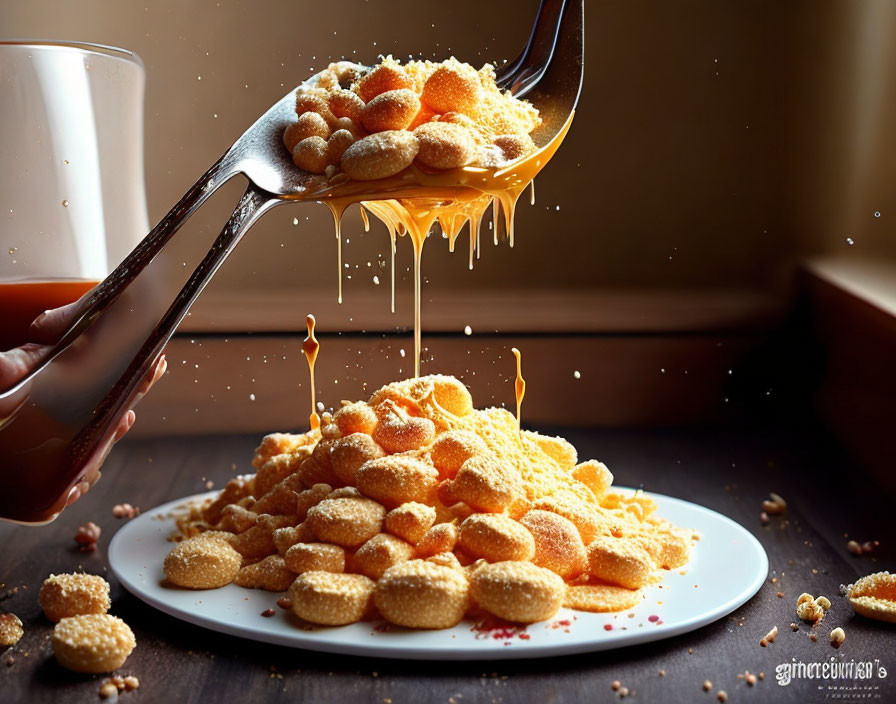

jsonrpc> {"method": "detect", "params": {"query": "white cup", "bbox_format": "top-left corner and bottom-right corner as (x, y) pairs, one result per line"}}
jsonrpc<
(0, 40), (148, 349)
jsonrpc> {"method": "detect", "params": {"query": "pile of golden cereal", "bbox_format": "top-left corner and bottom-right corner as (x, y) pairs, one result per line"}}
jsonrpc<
(165, 375), (694, 629)
(283, 56), (542, 181)
(38, 573), (136, 673)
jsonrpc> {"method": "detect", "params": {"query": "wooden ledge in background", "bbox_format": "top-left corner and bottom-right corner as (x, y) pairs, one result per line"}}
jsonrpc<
(180, 287), (786, 334)
(801, 256), (896, 496)
(131, 287), (788, 436)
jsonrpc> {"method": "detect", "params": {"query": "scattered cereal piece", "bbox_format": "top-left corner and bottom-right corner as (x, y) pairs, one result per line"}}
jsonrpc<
(75, 521), (101, 551)
(52, 614), (136, 674)
(112, 503), (139, 519)
(845, 571), (896, 623)
(290, 572), (375, 626)
(830, 626), (845, 648)
(759, 624), (778, 647)
(716, 691), (727, 703)
(0, 613), (23, 646)
(702, 679), (712, 692)
(847, 539), (862, 555)
(39, 573), (111, 622)
(375, 560), (469, 629)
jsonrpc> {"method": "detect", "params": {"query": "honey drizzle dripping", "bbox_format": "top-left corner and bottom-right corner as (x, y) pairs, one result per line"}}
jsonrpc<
(324, 204), (347, 304)
(511, 346), (525, 438)
(302, 314), (321, 431)
(304, 113), (574, 381)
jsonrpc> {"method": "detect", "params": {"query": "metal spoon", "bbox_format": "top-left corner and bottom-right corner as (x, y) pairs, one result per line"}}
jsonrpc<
(0, 0), (584, 523)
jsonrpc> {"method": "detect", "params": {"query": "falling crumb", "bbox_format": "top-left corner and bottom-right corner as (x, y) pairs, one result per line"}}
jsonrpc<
(464, 325), (472, 336)
(611, 681), (621, 691)
(688, 648), (694, 654)
(746, 672), (757, 686)
(619, 686), (629, 697)
(716, 691), (727, 702)
(659, 670), (665, 677)
(702, 679), (712, 692)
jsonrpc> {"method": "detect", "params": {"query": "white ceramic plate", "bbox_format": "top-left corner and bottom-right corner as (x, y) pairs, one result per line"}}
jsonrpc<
(109, 489), (767, 661)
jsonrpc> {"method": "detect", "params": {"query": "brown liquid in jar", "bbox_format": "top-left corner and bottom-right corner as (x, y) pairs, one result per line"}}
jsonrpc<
(0, 280), (97, 351)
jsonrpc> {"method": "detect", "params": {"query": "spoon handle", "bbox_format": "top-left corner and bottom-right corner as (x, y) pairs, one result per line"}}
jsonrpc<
(0, 180), (279, 523)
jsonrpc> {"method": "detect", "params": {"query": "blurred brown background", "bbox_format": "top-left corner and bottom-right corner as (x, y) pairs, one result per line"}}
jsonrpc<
(2, 1), (894, 483)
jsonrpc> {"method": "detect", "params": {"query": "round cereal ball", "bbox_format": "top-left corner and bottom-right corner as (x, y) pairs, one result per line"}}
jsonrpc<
(586, 537), (655, 590)
(357, 63), (414, 102)
(341, 131), (419, 181)
(293, 136), (331, 174)
(163, 534), (242, 589)
(430, 430), (488, 479)
(415, 522), (459, 558)
(52, 614), (136, 673)
(470, 561), (565, 623)
(328, 88), (365, 123)
(519, 510), (588, 579)
(458, 514), (535, 563)
(375, 560), (470, 629)
(355, 455), (439, 508)
(333, 402), (378, 436)
(372, 412), (435, 454)
(295, 89), (329, 117)
(493, 133), (536, 162)
(304, 496), (386, 548)
(421, 61), (481, 114)
(448, 455), (521, 512)
(327, 129), (356, 164)
(429, 374), (475, 416)
(414, 122), (477, 170)
(361, 89), (421, 133)
(284, 542), (346, 574)
(39, 573), (111, 623)
(330, 433), (386, 485)
(384, 502), (437, 544)
(354, 533), (415, 579)
(289, 571), (375, 626)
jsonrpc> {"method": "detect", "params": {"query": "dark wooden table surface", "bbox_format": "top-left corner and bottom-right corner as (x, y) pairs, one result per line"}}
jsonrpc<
(2, 424), (893, 703)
